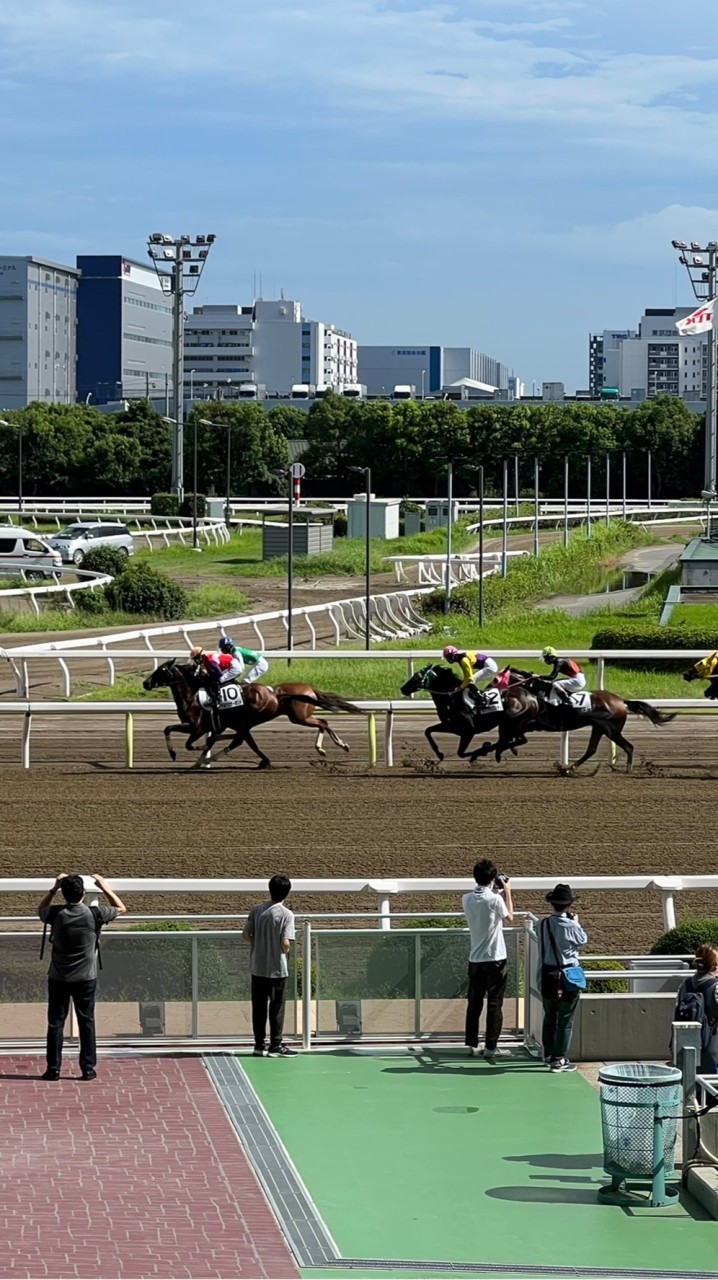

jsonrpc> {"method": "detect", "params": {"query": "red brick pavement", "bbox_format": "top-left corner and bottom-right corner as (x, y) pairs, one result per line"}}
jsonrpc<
(0, 1055), (299, 1279)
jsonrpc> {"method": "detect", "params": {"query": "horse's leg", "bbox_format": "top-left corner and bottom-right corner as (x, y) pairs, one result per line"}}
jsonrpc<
(570, 724), (604, 770)
(608, 725), (634, 773)
(323, 720), (351, 753)
(243, 729), (271, 769)
(164, 723), (193, 762)
(456, 732), (477, 760)
(194, 730), (218, 770)
(425, 723), (449, 762)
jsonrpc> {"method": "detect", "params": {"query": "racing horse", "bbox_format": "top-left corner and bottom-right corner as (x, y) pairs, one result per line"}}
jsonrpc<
(143, 659), (364, 768)
(400, 664), (527, 762)
(490, 669), (676, 772)
(683, 658), (718, 699)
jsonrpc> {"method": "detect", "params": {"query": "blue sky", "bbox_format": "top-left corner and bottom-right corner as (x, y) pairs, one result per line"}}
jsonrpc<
(2, 0), (718, 389)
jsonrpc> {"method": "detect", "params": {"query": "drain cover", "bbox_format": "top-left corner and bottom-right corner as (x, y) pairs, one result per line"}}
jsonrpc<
(433, 1105), (479, 1114)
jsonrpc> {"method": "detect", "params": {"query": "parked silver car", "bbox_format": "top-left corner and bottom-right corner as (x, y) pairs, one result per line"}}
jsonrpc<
(49, 521), (134, 566)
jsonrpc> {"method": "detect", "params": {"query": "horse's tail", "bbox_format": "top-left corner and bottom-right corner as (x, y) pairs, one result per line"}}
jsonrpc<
(309, 689), (366, 715)
(625, 700), (677, 727)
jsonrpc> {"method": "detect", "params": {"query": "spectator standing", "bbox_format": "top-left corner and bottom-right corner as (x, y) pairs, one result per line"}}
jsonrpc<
(243, 875), (297, 1058)
(536, 883), (588, 1073)
(37, 873), (126, 1081)
(462, 860), (514, 1061)
(675, 943), (718, 1074)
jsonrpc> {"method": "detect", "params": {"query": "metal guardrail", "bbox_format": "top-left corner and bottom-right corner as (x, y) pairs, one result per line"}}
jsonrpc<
(0, 568), (114, 616)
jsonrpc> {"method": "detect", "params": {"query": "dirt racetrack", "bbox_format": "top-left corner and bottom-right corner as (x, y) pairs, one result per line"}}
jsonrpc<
(2, 710), (718, 953)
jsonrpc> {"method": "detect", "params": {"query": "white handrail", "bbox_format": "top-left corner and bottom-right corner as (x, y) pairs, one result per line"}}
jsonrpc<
(0, 569), (114, 617)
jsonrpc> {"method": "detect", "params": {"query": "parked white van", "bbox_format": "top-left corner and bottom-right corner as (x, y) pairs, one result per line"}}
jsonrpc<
(0, 527), (63, 580)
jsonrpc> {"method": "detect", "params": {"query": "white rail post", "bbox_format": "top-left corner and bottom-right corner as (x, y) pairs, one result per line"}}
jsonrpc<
(302, 920), (312, 1051)
(378, 894), (392, 930)
(384, 709), (394, 767)
(559, 731), (570, 769)
(59, 658), (71, 698)
(596, 656), (605, 689)
(651, 878), (682, 932)
(673, 1021), (701, 1170)
(21, 660), (29, 697)
(21, 710), (32, 768)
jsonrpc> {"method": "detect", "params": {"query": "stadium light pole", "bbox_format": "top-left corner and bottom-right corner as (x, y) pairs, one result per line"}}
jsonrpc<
(164, 415), (200, 552)
(671, 237), (718, 506)
(147, 231), (216, 499)
(349, 466), (372, 648)
(0, 418), (20, 515)
(200, 417), (232, 529)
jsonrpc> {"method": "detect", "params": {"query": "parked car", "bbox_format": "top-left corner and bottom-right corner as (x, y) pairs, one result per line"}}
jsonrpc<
(0, 527), (63, 580)
(48, 522), (134, 566)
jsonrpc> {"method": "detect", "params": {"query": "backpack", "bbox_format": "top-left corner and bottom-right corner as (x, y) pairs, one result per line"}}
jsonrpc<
(675, 976), (714, 1049)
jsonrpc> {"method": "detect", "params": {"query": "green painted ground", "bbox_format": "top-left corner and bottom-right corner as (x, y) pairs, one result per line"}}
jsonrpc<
(243, 1051), (717, 1277)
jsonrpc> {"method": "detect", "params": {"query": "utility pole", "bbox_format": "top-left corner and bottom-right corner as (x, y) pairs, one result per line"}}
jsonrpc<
(672, 238), (718, 503)
(147, 232), (216, 499)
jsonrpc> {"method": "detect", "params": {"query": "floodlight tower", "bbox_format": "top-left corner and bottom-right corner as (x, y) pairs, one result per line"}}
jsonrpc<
(671, 237), (718, 497)
(147, 232), (216, 498)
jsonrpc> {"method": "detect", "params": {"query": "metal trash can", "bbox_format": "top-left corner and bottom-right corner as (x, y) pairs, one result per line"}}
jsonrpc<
(597, 1063), (682, 1206)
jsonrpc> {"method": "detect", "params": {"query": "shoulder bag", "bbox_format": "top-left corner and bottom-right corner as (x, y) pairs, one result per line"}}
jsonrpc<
(543, 917), (586, 996)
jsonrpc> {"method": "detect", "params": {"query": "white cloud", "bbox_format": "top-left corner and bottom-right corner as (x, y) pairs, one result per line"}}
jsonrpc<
(528, 204), (718, 265)
(1, 1), (718, 160)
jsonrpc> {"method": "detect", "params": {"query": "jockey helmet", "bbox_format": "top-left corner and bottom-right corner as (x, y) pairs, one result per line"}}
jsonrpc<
(443, 645), (459, 661)
(219, 635), (235, 653)
(190, 646), (204, 660)
(476, 653), (489, 665)
(542, 646), (558, 662)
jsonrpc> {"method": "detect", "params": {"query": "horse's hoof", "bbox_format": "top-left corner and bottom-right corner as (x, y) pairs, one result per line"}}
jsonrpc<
(257, 760), (271, 770)
(510, 746), (518, 757)
(342, 743), (350, 753)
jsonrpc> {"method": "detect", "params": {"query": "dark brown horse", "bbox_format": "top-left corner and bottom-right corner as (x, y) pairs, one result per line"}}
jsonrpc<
(491, 669), (676, 772)
(143, 660), (363, 768)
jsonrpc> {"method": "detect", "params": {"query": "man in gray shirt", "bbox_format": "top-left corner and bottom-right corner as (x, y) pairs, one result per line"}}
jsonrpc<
(243, 874), (296, 1058)
(38, 872), (126, 1081)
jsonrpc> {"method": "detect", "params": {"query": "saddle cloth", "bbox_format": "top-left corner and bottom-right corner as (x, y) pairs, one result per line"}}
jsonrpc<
(566, 690), (591, 713)
(480, 688), (503, 714)
(197, 684), (243, 710)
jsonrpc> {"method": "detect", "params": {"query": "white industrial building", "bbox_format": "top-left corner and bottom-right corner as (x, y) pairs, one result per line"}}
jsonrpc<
(184, 298), (357, 398)
(589, 308), (706, 400)
(357, 345), (511, 397)
(0, 256), (80, 408)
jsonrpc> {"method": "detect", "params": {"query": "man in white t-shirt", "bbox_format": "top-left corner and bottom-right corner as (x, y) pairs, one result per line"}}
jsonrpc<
(462, 859), (514, 1061)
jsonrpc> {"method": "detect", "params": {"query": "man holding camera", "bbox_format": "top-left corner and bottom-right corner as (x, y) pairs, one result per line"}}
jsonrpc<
(37, 873), (126, 1081)
(462, 859), (514, 1061)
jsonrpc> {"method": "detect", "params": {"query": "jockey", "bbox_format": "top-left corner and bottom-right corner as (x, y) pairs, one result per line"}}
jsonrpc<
(190, 644), (243, 684)
(540, 647), (587, 706)
(442, 646), (498, 709)
(691, 651), (718, 699)
(218, 635), (269, 685)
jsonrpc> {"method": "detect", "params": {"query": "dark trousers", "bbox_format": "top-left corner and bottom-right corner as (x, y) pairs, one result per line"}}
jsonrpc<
(542, 994), (580, 1061)
(46, 979), (97, 1072)
(251, 975), (287, 1050)
(465, 960), (508, 1051)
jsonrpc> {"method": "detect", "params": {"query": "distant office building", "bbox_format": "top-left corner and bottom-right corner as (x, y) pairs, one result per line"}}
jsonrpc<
(589, 309), (705, 400)
(0, 256), (80, 408)
(76, 256), (173, 405)
(184, 299), (357, 399)
(357, 345), (510, 397)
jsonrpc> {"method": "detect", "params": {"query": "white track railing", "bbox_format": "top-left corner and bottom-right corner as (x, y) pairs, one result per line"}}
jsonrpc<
(0, 874), (709, 931)
(0, 510), (231, 548)
(0, 568), (114, 617)
(466, 505), (705, 535)
(0, 694), (714, 775)
(0, 640), (710, 700)
(384, 551), (528, 584)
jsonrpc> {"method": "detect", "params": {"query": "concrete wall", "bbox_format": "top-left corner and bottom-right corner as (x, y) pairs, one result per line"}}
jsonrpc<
(569, 993), (674, 1061)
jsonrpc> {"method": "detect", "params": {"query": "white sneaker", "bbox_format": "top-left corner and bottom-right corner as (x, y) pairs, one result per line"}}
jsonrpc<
(467, 1046), (482, 1057)
(482, 1046), (511, 1059)
(550, 1057), (577, 1073)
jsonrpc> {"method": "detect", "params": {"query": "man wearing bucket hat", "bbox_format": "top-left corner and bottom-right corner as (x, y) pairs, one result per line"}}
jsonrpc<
(536, 884), (588, 1073)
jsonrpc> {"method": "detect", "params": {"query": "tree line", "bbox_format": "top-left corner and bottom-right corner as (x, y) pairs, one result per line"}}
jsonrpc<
(0, 393), (703, 499)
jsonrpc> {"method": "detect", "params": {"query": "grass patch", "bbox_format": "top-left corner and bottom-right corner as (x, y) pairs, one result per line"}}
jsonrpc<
(0, 581), (251, 633)
(134, 520), (480, 580)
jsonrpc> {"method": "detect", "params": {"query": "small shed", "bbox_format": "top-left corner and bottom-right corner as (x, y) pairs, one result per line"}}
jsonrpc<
(347, 493), (401, 540)
(261, 506), (334, 560)
(679, 536), (718, 589)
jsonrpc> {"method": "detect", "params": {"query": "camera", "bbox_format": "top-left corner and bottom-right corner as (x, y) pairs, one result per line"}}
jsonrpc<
(494, 873), (509, 892)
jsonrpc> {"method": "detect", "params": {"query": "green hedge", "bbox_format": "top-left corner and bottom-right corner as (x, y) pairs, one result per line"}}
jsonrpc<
(424, 521), (652, 619)
(80, 545), (130, 578)
(104, 561), (189, 620)
(591, 622), (714, 670)
(585, 958), (629, 993)
(651, 918), (718, 957)
(180, 493), (207, 519)
(151, 493), (180, 517)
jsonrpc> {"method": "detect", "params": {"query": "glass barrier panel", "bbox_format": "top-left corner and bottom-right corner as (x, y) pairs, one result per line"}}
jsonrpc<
(95, 933), (193, 1039)
(196, 933), (298, 1039)
(0, 935), (48, 1038)
(418, 928), (523, 1038)
(314, 930), (416, 1037)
